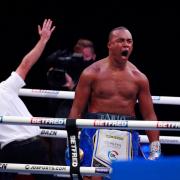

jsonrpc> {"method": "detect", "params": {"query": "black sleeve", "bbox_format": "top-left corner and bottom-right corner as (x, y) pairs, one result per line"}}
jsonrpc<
(46, 49), (64, 67)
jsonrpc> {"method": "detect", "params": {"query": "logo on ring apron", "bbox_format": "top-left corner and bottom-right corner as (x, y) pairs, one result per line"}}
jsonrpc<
(108, 150), (119, 160)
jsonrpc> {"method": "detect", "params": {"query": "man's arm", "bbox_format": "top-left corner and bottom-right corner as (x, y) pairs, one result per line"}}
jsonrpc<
(138, 75), (159, 141)
(69, 68), (93, 118)
(16, 19), (55, 80)
(138, 74), (161, 159)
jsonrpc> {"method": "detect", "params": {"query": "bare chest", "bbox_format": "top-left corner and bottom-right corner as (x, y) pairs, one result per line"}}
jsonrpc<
(92, 71), (139, 99)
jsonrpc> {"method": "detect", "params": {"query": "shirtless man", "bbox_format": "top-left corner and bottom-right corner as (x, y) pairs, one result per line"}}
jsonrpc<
(68, 26), (161, 180)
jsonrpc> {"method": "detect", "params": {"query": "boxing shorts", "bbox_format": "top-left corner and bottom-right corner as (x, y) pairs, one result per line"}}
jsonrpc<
(65, 112), (140, 167)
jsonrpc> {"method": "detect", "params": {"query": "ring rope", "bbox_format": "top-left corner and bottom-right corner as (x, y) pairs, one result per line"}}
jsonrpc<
(0, 163), (110, 176)
(40, 128), (180, 145)
(1, 89), (178, 178)
(19, 88), (180, 105)
(1, 116), (180, 131)
(19, 88), (74, 99)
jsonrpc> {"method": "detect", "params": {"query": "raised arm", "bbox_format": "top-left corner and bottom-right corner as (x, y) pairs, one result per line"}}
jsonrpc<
(138, 74), (161, 159)
(16, 19), (55, 80)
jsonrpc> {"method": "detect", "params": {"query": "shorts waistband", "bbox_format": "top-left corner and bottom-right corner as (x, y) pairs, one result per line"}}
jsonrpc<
(84, 112), (136, 120)
(2, 136), (40, 150)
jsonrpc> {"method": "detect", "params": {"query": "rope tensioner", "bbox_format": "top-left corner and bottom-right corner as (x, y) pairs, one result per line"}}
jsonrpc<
(19, 88), (180, 105)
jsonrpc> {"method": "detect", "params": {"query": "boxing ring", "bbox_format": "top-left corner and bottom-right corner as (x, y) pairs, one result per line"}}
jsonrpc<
(1, 88), (180, 179)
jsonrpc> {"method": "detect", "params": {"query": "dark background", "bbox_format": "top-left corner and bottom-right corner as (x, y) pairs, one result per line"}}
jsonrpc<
(1, 2), (179, 155)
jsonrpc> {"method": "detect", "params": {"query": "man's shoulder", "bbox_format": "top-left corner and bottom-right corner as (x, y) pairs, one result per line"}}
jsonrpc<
(129, 62), (148, 81)
(85, 59), (106, 72)
(81, 60), (102, 78)
(0, 72), (25, 92)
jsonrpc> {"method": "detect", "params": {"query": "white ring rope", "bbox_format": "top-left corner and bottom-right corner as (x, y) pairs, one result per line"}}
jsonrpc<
(19, 88), (74, 99)
(19, 88), (180, 105)
(1, 116), (180, 131)
(0, 163), (110, 176)
(1, 89), (178, 177)
(40, 128), (180, 145)
(139, 135), (180, 144)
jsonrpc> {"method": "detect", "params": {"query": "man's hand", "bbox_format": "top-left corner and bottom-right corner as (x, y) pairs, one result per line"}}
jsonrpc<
(62, 73), (75, 90)
(38, 19), (55, 43)
(16, 18), (55, 80)
(148, 141), (161, 160)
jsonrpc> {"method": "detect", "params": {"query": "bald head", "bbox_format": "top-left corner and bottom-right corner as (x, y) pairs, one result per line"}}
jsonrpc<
(108, 26), (132, 42)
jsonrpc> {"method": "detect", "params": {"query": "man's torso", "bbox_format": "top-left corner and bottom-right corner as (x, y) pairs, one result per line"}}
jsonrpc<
(88, 59), (142, 116)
